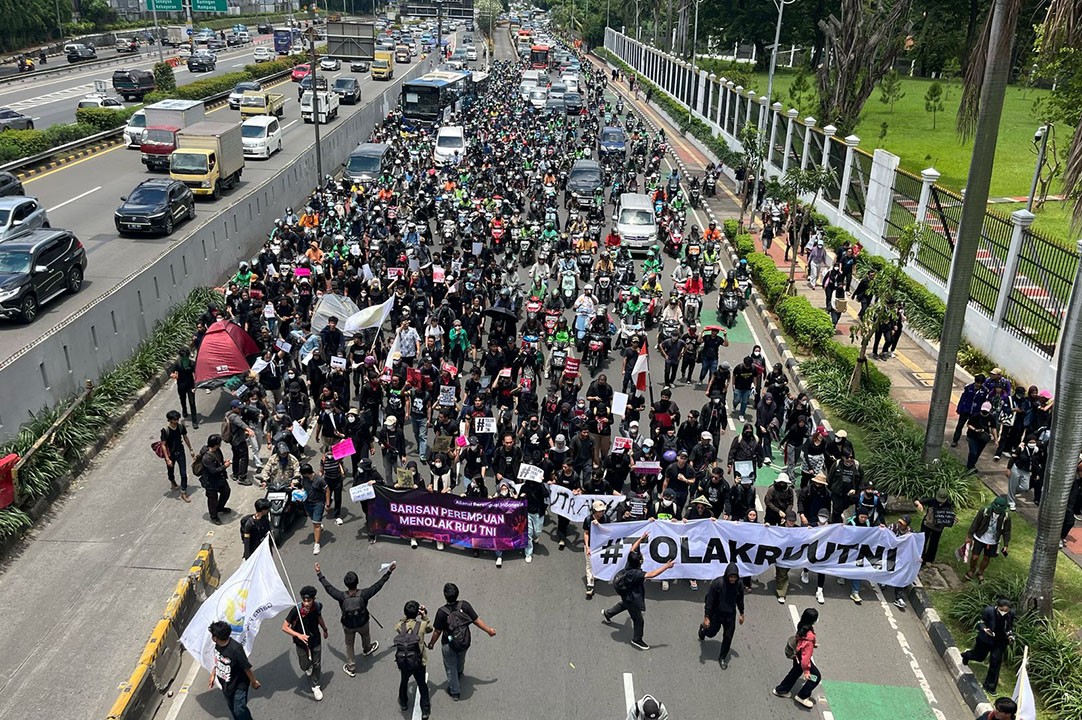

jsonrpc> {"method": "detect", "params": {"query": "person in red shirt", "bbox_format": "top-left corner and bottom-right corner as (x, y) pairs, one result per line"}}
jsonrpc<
(683, 273), (704, 296)
(704, 221), (721, 242)
(772, 607), (821, 708)
(605, 228), (622, 249)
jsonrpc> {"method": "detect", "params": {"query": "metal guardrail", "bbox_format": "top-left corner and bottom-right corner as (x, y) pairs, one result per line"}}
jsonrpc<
(0, 50), (168, 87)
(0, 67), (292, 176)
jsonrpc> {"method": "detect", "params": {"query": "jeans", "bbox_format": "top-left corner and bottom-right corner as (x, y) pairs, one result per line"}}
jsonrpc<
(526, 512), (544, 557)
(399, 664), (431, 712)
(699, 356), (718, 382)
(1007, 466), (1031, 506)
(222, 685), (253, 720)
(699, 611), (737, 660)
(230, 441), (249, 481)
(733, 388), (753, 419)
(412, 417), (429, 458)
(440, 642), (468, 697)
(343, 623), (373, 671)
(166, 453), (189, 493)
(248, 434), (264, 470)
(775, 658), (821, 699)
(604, 599), (645, 643)
(296, 643), (322, 687)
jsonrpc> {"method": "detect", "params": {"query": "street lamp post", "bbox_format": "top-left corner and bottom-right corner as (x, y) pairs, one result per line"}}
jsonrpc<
(1027, 123), (1051, 213)
(307, 26), (323, 185)
(686, 0), (701, 125)
(750, 0), (796, 228)
(149, 0), (166, 63)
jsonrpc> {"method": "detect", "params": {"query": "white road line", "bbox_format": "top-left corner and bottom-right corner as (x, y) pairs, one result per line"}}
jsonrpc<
(411, 671), (429, 720)
(48, 185), (101, 212)
(871, 584), (948, 720)
(231, 62), (245, 67)
(622, 671), (636, 714)
(160, 659), (201, 720)
(282, 119), (299, 131)
(787, 603), (800, 628)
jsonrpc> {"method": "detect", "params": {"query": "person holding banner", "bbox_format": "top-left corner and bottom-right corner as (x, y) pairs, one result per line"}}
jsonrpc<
(209, 620), (260, 720)
(551, 460), (584, 550)
(583, 500), (609, 598)
(602, 533), (675, 651)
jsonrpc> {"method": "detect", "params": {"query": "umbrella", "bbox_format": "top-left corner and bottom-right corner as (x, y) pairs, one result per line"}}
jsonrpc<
(482, 306), (517, 321)
(704, 325), (725, 332)
(311, 294), (361, 333)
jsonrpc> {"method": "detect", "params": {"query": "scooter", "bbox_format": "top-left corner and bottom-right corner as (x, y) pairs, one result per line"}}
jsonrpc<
(560, 269), (577, 309)
(720, 289), (741, 327)
(265, 475), (301, 544)
(596, 273), (614, 304)
(577, 250), (593, 281)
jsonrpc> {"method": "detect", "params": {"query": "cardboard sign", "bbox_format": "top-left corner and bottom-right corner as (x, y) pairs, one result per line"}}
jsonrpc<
(451, 260), (462, 275)
(431, 435), (453, 453)
(264, 263), (278, 278)
(432, 265), (446, 283)
(291, 421), (311, 447)
(474, 416), (497, 434)
(387, 267), (404, 279)
(611, 391), (629, 416)
(275, 339), (292, 353)
(521, 377), (533, 392)
(294, 267), (311, 277)
(933, 508), (957, 528)
(331, 437), (356, 460)
(563, 357), (581, 377)
(472, 241), (483, 256)
(455, 435), (469, 448)
(350, 483), (375, 502)
(362, 263), (374, 281)
(439, 385), (457, 406)
(263, 303), (276, 318)
(330, 355), (347, 370)
(517, 463), (544, 483)
(734, 460), (755, 483)
(441, 362), (459, 377)
(395, 467), (415, 488)
(612, 436), (633, 452)
(498, 367), (512, 378)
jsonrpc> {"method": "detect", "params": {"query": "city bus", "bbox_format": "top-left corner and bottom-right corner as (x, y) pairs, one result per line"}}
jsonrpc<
(273, 27), (302, 54)
(400, 70), (470, 128)
(530, 44), (550, 69)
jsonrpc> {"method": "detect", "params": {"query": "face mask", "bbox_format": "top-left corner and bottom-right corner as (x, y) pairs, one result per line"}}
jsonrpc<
(743, 432), (753, 440)
(998, 609), (1009, 616)
(661, 499), (673, 507)
(499, 489), (509, 497)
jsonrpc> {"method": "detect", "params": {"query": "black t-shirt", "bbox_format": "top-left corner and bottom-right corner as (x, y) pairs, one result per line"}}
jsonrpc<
(619, 567), (648, 609)
(583, 512), (608, 534)
(285, 602), (323, 647)
(301, 474), (328, 503)
(172, 358), (196, 389)
(214, 638), (251, 693)
(621, 345), (638, 369)
(161, 423), (187, 456)
(433, 600), (478, 645)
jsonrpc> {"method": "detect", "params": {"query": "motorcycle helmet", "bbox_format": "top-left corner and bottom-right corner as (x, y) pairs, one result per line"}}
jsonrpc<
(740, 258), (748, 266)
(584, 284), (594, 292)
(630, 287), (640, 297)
(601, 250), (610, 259)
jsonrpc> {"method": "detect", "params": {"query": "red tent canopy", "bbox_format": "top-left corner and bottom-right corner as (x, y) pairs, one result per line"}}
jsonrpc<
(194, 320), (258, 386)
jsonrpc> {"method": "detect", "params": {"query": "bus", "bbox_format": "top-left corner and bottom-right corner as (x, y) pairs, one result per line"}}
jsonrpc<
(400, 70), (471, 128)
(273, 27), (302, 54)
(530, 44), (550, 69)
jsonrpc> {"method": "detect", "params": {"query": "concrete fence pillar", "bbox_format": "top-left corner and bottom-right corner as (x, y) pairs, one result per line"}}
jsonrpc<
(838, 134), (861, 213)
(782, 108), (799, 174)
(744, 88), (756, 129)
(800, 117), (816, 170)
(697, 70), (708, 117)
(723, 80), (734, 135)
(732, 86), (743, 135)
(993, 209), (1036, 326)
(915, 167), (940, 225)
(821, 124), (837, 170)
(768, 101), (783, 170)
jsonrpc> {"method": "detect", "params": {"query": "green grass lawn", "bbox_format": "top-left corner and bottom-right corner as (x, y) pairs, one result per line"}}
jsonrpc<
(994, 199), (1079, 246)
(705, 68), (1058, 200)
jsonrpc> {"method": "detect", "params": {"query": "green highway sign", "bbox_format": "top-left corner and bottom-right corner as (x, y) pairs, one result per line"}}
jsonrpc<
(191, 0), (228, 11)
(146, 0), (183, 11)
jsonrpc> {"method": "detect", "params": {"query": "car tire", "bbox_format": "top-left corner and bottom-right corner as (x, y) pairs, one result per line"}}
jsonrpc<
(66, 266), (83, 294)
(19, 294), (37, 323)
(26, 121), (33, 130)
(187, 203), (196, 221)
(211, 181), (221, 200)
(164, 215), (174, 235)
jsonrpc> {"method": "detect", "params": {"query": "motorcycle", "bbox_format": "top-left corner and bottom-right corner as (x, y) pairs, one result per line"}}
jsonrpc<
(658, 318), (681, 342)
(265, 475), (301, 544)
(614, 315), (644, 350)
(702, 260), (719, 291)
(585, 332), (608, 369)
(577, 250), (593, 282)
(684, 240), (702, 270)
(689, 185), (702, 209)
(547, 340), (569, 378)
(720, 289), (741, 327)
(596, 273), (614, 304)
(560, 269), (577, 309)
(682, 290), (702, 325)
(664, 227), (683, 258)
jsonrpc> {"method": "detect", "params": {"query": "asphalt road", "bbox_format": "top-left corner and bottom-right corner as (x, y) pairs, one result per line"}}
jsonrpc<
(0, 36), (275, 132)
(0, 50), (431, 363)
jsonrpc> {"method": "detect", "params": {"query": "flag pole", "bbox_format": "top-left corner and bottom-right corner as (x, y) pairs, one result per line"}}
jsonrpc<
(269, 534), (311, 661)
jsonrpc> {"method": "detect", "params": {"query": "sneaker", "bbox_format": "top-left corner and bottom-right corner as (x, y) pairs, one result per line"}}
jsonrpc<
(772, 688), (792, 699)
(794, 696), (814, 709)
(437, 541), (445, 550)
(800, 569), (809, 584)
(763, 457), (772, 466)
(719, 657), (729, 669)
(630, 640), (651, 651)
(496, 556), (503, 567)
(894, 598), (906, 609)
(601, 610), (614, 624)
(559, 540), (566, 550)
(335, 517), (344, 526)
(343, 664), (356, 677)
(850, 592), (862, 605)
(815, 588), (825, 604)
(777, 596), (786, 604)
(368, 536), (377, 545)
(525, 555), (533, 563)
(1009, 503), (1017, 512)
(363, 641), (379, 656)
(992, 455), (1001, 461)
(689, 580), (699, 590)
(411, 538), (418, 549)
(661, 580), (670, 591)
(585, 585), (594, 598)
(312, 686), (323, 701)
(950, 441), (958, 448)
(210, 517), (222, 525)
(836, 577), (845, 585)
(313, 543), (321, 555)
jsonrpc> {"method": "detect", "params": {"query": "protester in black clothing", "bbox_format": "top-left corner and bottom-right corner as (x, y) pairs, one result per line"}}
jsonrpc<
(603, 533), (674, 651)
(198, 435), (231, 525)
(962, 599), (1016, 692)
(915, 489), (955, 563)
(698, 468), (730, 519)
(281, 585), (329, 701)
(240, 499), (271, 559)
(161, 410), (195, 501)
(979, 698), (1017, 720)
(209, 620), (260, 720)
(698, 563), (746, 668)
(315, 560), (394, 677)
(170, 348), (199, 427)
(427, 583), (497, 701)
(550, 461), (582, 549)
(393, 601), (432, 719)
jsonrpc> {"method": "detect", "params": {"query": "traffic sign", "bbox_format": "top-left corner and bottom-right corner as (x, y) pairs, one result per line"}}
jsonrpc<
(186, 29), (193, 36)
(191, 0), (228, 11)
(146, 0), (183, 10)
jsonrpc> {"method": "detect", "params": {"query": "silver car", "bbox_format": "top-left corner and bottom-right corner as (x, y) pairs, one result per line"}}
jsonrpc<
(0, 197), (48, 241)
(0, 108), (33, 131)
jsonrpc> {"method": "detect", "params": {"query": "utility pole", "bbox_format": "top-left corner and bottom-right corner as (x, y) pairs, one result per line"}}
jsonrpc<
(149, 0), (165, 62)
(307, 25), (323, 184)
(687, 0), (700, 125)
(1026, 123), (1051, 213)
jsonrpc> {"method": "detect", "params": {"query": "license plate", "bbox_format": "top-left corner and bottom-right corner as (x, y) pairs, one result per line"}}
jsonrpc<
(267, 492), (288, 501)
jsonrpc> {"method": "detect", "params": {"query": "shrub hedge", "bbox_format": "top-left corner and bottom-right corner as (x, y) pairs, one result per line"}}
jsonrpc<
(775, 295), (836, 350)
(74, 106), (138, 132)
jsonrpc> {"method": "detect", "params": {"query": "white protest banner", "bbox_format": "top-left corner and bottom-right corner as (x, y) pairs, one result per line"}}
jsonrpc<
(438, 385), (456, 406)
(611, 391), (629, 416)
(350, 483), (376, 502)
(330, 355), (347, 370)
(517, 463), (544, 483)
(474, 416), (497, 434)
(545, 483), (622, 522)
(588, 520), (924, 584)
(291, 421), (310, 447)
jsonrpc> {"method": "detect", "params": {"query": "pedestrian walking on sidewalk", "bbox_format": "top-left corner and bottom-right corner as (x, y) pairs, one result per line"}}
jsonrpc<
(393, 601), (432, 719)
(964, 496), (1011, 582)
(170, 347), (199, 428)
(602, 533), (675, 651)
(160, 410), (195, 502)
(965, 401), (997, 470)
(282, 585), (329, 701)
(951, 374), (988, 447)
(961, 598), (1015, 693)
(428, 582), (497, 701)
(316, 561), (395, 677)
(772, 608), (821, 708)
(698, 563), (745, 668)
(209, 620), (260, 720)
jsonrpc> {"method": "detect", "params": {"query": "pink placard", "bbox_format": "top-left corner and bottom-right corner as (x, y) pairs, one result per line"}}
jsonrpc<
(455, 435), (468, 448)
(432, 265), (445, 283)
(331, 438), (356, 460)
(294, 267), (311, 277)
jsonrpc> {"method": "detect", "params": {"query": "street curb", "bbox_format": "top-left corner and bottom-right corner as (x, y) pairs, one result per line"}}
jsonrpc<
(14, 137), (125, 180)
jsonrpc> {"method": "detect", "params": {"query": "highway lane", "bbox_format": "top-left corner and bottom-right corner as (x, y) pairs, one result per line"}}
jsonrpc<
(0, 58), (425, 361)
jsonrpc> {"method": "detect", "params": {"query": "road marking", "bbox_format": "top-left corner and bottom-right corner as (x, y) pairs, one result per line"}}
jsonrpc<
(160, 659), (201, 720)
(231, 62), (245, 67)
(622, 672), (636, 714)
(282, 119), (298, 131)
(23, 142), (125, 184)
(788, 603), (799, 627)
(48, 185), (100, 212)
(411, 671), (429, 720)
(871, 584), (948, 720)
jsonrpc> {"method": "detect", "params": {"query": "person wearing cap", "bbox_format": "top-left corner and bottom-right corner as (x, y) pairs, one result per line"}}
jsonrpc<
(583, 499), (611, 598)
(797, 473), (833, 604)
(915, 489), (955, 564)
(378, 415), (406, 487)
(625, 694), (669, 720)
(240, 498), (272, 559)
(964, 400), (997, 469)
(603, 533), (675, 651)
(961, 598), (1016, 693)
(951, 373), (989, 447)
(224, 399), (256, 485)
(775, 510), (800, 603)
(699, 562), (745, 668)
(964, 496), (1012, 582)
(282, 584), (329, 701)
(825, 449), (863, 523)
(853, 481), (886, 526)
(823, 429), (853, 470)
(763, 473), (795, 526)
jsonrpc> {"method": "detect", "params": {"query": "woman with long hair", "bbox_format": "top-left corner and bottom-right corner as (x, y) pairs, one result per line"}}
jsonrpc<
(773, 607), (821, 708)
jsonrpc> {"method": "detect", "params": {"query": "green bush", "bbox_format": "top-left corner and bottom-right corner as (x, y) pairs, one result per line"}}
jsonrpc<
(243, 55), (303, 79)
(0, 123), (112, 163)
(819, 342), (892, 396)
(733, 232), (755, 259)
(745, 251), (788, 307)
(723, 218), (740, 240)
(153, 62), (177, 93)
(775, 295), (836, 350)
(74, 107), (137, 132)
(171, 71), (253, 101)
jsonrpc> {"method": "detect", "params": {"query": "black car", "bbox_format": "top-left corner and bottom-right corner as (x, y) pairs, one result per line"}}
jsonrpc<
(0, 229), (86, 324)
(257, 23), (272, 34)
(566, 159), (603, 206)
(0, 171), (23, 197)
(563, 91), (583, 114)
(207, 38), (227, 51)
(67, 44), (97, 62)
(297, 73), (328, 100)
(115, 178), (195, 236)
(332, 77), (361, 104)
(187, 52), (216, 72)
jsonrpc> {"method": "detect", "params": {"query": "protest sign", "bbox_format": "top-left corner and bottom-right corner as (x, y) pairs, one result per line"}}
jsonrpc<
(331, 438), (356, 460)
(349, 484), (375, 502)
(367, 486), (527, 551)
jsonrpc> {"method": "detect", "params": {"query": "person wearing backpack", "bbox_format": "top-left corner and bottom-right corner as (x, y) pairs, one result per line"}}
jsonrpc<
(427, 582), (497, 702)
(602, 532), (676, 651)
(240, 499), (271, 559)
(772, 607), (820, 708)
(393, 600), (432, 719)
(314, 561), (395, 678)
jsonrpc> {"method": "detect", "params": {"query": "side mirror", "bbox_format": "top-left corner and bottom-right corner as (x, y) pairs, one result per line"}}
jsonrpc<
(120, 196), (127, 201)
(11, 219), (22, 226)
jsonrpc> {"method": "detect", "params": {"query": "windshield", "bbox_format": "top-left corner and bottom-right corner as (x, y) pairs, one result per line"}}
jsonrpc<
(602, 130), (625, 144)
(0, 249), (30, 274)
(347, 154), (382, 173)
(127, 187), (166, 205)
(436, 134), (464, 149)
(373, 59), (388, 68)
(334, 79), (353, 90)
(530, 89), (547, 100)
(170, 153), (208, 174)
(143, 129), (174, 144)
(242, 123), (267, 138)
(403, 90), (439, 117)
(241, 95), (266, 107)
(620, 209), (654, 227)
(570, 168), (601, 186)
(128, 114), (146, 128)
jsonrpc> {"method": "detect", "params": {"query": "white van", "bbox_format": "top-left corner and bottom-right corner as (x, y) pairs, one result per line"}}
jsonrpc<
(241, 115), (282, 159)
(528, 86), (548, 109)
(433, 125), (466, 164)
(521, 69), (543, 87)
(616, 193), (658, 252)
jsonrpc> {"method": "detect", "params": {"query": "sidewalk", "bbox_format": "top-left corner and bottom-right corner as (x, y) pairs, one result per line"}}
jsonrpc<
(595, 60), (1082, 568)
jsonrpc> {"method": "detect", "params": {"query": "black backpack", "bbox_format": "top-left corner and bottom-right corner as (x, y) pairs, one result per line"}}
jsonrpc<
(340, 591), (368, 630)
(446, 602), (473, 652)
(613, 569), (633, 595)
(394, 620), (423, 671)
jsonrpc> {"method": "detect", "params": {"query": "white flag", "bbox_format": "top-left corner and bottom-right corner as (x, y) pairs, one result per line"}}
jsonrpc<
(1012, 648), (1037, 720)
(180, 537), (295, 673)
(344, 297), (395, 335)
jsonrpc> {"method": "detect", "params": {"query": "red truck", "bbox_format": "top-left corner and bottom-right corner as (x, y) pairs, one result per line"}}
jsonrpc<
(140, 99), (206, 171)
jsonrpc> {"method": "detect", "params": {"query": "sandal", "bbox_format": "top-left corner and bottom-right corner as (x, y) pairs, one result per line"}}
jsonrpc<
(963, 572), (974, 582)
(976, 574), (985, 584)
